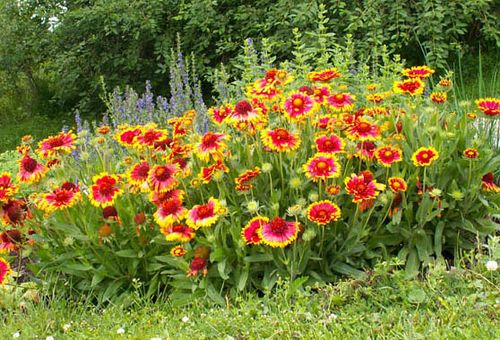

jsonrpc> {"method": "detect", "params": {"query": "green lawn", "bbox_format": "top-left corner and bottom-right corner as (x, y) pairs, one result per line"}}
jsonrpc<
(1, 261), (498, 339)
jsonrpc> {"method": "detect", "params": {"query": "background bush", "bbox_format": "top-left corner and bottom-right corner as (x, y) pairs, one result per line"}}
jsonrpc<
(0, 0), (498, 129)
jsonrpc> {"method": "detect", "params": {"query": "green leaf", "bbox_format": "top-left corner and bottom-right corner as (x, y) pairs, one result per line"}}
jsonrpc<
(206, 282), (225, 306)
(331, 262), (367, 279)
(115, 249), (138, 258)
(237, 269), (249, 291)
(244, 254), (273, 263)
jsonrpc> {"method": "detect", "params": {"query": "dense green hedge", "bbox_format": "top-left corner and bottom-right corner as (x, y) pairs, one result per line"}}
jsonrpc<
(0, 0), (498, 118)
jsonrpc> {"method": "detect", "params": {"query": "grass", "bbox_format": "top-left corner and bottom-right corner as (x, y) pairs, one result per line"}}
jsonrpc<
(1, 259), (498, 339)
(0, 114), (65, 153)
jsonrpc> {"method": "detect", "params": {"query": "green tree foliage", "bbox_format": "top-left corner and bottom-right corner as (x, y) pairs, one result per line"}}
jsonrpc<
(0, 0), (498, 118)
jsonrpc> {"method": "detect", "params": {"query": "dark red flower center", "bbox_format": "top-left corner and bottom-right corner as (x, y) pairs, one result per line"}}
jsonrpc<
(202, 133), (219, 147)
(196, 205), (213, 219)
(356, 122), (371, 133)
(23, 157), (38, 173)
(155, 166), (173, 181)
(235, 100), (253, 115)
(274, 129), (290, 141)
(48, 137), (65, 148)
(269, 218), (288, 235)
(161, 200), (180, 215)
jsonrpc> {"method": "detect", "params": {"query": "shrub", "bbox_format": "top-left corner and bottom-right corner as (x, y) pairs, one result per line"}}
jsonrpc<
(0, 47), (499, 303)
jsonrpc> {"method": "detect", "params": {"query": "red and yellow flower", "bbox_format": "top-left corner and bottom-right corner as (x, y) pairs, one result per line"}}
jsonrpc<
(0, 257), (12, 285)
(230, 99), (266, 124)
(170, 245), (187, 257)
(327, 93), (356, 112)
(430, 92), (447, 104)
(412, 147), (439, 167)
(18, 153), (48, 184)
(186, 197), (223, 229)
(401, 66), (435, 79)
(315, 134), (344, 153)
(88, 173), (123, 208)
(149, 189), (185, 207)
(307, 200), (341, 225)
(475, 98), (499, 117)
(37, 131), (77, 159)
(0, 173), (19, 203)
(196, 132), (229, 162)
(208, 104), (233, 125)
(283, 92), (318, 122)
(161, 224), (195, 242)
(393, 79), (425, 96)
(261, 128), (301, 152)
(345, 119), (380, 141)
(344, 171), (385, 203)
(127, 161), (151, 189)
(259, 217), (300, 248)
(38, 182), (82, 213)
(1, 199), (31, 226)
(154, 198), (187, 227)
(481, 173), (500, 193)
(235, 167), (261, 191)
(303, 153), (341, 181)
(307, 68), (341, 82)
(374, 146), (403, 167)
(312, 86), (331, 104)
(148, 164), (179, 192)
(114, 125), (142, 147)
(463, 148), (479, 159)
(242, 216), (268, 245)
(135, 125), (168, 148)
(388, 177), (408, 193)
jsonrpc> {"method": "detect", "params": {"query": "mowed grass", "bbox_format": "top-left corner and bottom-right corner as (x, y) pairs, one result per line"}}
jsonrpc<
(0, 114), (64, 153)
(1, 261), (498, 339)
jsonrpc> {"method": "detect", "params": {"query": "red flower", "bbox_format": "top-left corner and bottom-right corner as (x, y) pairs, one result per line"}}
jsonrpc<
(375, 146), (403, 167)
(242, 216), (268, 245)
(475, 98), (499, 117)
(89, 173), (123, 208)
(18, 153), (48, 184)
(187, 257), (208, 277)
(307, 200), (341, 225)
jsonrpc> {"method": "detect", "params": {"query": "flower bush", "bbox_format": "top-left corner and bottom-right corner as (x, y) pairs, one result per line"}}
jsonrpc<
(0, 58), (499, 303)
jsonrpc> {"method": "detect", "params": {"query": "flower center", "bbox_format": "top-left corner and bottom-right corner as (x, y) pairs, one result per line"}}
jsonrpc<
(292, 97), (304, 107)
(275, 129), (289, 140)
(269, 218), (288, 235)
(155, 166), (172, 181)
(162, 200), (180, 215)
(196, 205), (213, 219)
(335, 94), (344, 101)
(316, 161), (328, 171)
(235, 100), (253, 115)
(48, 138), (65, 148)
(202, 133), (219, 147)
(384, 150), (393, 157)
(23, 158), (38, 173)
(357, 122), (371, 133)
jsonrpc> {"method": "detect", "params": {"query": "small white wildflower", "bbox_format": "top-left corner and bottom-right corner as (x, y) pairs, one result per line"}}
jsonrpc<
(486, 260), (498, 271)
(117, 327), (125, 335)
(63, 323), (71, 331)
(308, 192), (319, 202)
(261, 163), (273, 173)
(328, 313), (338, 320)
(63, 237), (74, 247)
(46, 336), (55, 340)
(182, 316), (189, 323)
(150, 338), (163, 340)
(246, 200), (260, 213)
(13, 332), (20, 338)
